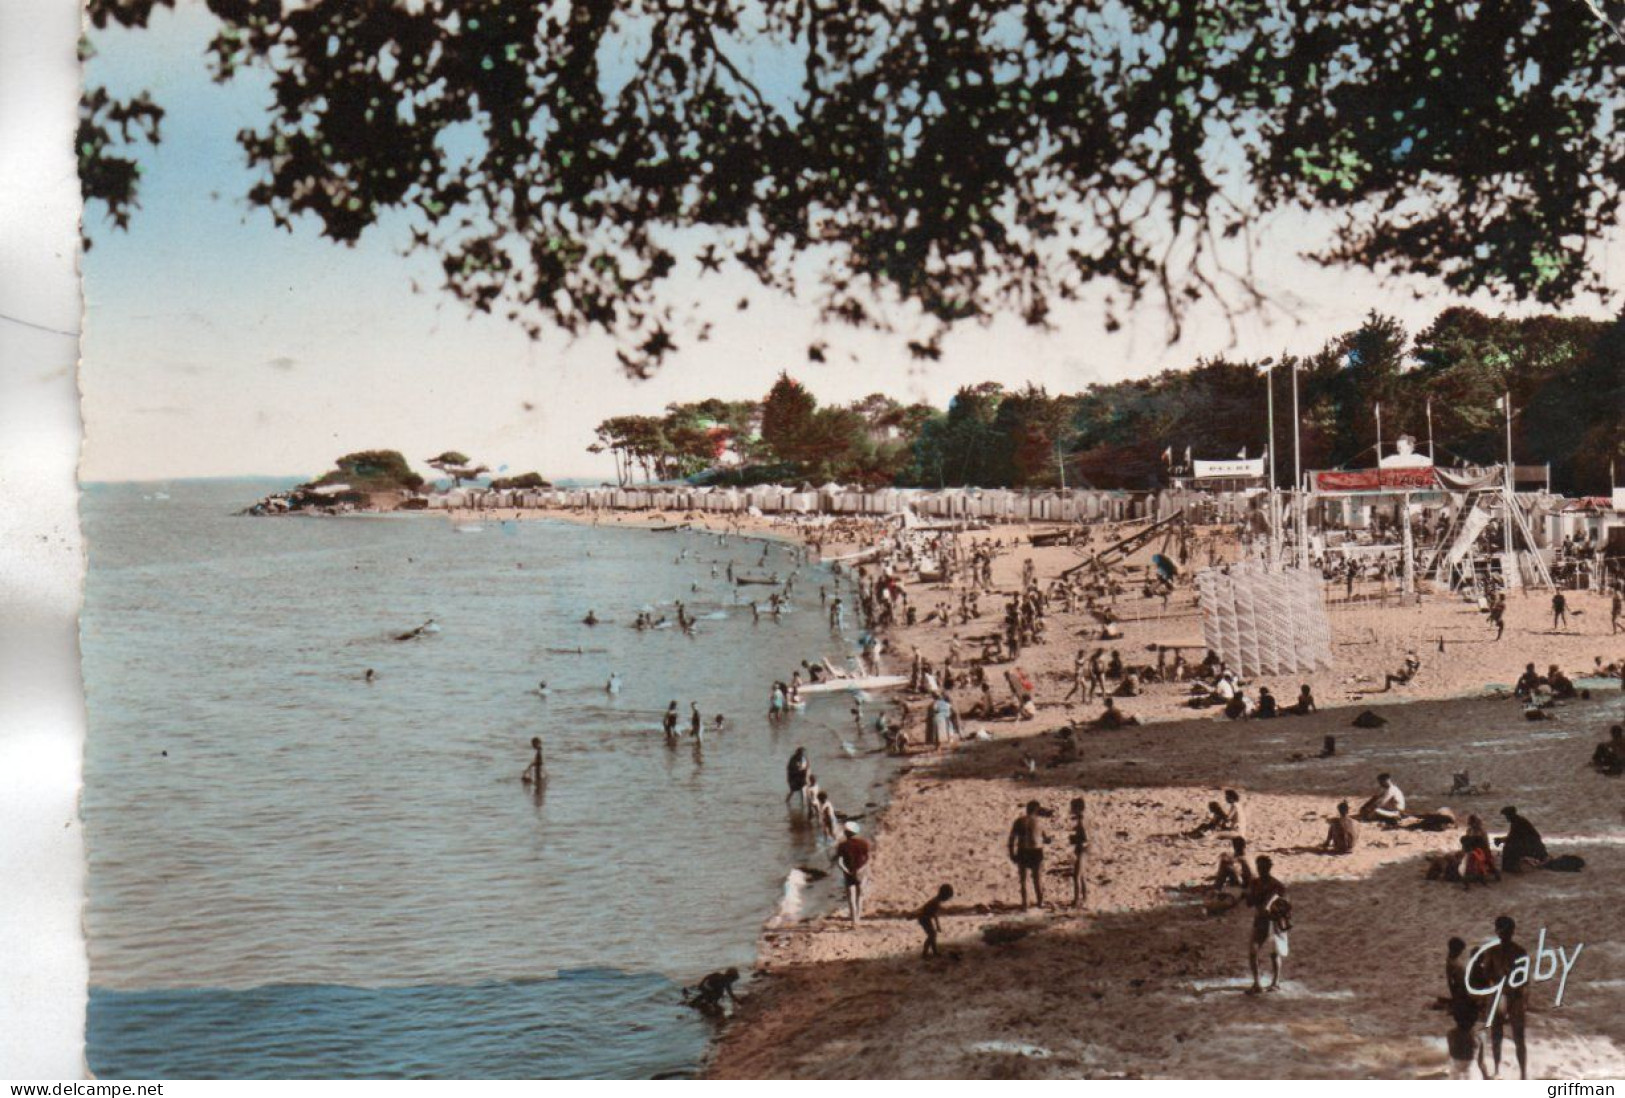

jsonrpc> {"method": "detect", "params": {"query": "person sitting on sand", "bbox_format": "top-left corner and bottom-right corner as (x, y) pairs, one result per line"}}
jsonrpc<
(917, 884), (953, 958)
(1223, 688), (1251, 720)
(1007, 800), (1049, 909)
(1494, 806), (1549, 873)
(1381, 650), (1421, 691)
(1357, 772), (1406, 825)
(1513, 662), (1545, 701)
(682, 967), (739, 1014)
(1291, 684), (1317, 715)
(1255, 687), (1279, 719)
(1321, 801), (1357, 854)
(1245, 856), (1289, 994)
(1213, 835), (1254, 893)
(1592, 725), (1625, 776)
(1091, 695), (1140, 729)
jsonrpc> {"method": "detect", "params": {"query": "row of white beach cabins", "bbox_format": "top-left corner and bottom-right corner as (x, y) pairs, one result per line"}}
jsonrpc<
(422, 484), (1267, 524)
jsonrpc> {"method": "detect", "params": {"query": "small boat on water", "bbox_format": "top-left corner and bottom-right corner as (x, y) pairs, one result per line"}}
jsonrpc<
(734, 573), (782, 586)
(796, 675), (908, 696)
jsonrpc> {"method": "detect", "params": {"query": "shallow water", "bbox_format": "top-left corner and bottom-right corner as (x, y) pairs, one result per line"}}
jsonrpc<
(81, 481), (895, 1078)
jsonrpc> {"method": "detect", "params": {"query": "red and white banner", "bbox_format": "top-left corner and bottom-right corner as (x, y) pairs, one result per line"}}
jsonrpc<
(1313, 467), (1438, 492)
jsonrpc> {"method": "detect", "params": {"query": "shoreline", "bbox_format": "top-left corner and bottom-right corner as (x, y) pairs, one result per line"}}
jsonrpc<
(283, 501), (1625, 1077)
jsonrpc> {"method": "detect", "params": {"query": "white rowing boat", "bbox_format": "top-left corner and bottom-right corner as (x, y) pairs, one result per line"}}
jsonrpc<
(796, 675), (908, 696)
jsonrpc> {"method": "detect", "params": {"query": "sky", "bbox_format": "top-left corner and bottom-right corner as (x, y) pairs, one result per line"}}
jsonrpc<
(79, 2), (1624, 484)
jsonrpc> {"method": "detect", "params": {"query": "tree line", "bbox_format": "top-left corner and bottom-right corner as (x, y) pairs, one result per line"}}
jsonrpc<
(590, 307), (1625, 494)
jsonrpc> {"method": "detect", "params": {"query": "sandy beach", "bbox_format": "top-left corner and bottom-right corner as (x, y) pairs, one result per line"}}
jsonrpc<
(445, 504), (1625, 1079)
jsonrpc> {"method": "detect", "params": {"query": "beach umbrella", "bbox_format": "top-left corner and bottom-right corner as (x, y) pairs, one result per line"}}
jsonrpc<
(1152, 553), (1179, 580)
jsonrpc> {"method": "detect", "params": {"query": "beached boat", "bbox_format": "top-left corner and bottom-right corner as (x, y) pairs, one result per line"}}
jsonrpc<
(796, 675), (908, 695)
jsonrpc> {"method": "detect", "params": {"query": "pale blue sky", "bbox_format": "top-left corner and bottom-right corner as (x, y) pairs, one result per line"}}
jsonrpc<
(79, 1), (1624, 483)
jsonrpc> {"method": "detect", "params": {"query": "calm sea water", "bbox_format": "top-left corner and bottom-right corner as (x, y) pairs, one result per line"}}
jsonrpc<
(81, 480), (893, 1079)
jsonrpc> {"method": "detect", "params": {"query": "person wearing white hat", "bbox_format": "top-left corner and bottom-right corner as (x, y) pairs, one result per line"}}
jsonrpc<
(834, 821), (870, 924)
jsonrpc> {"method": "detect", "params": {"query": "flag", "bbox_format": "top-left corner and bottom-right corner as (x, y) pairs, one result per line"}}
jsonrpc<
(1236, 447), (1247, 459)
(1184, 446), (1192, 465)
(1160, 446), (1173, 465)
(1495, 395), (1507, 411)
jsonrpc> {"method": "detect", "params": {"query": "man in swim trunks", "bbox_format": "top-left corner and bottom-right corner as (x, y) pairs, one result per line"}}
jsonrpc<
(834, 822), (870, 924)
(1322, 801), (1358, 854)
(1007, 800), (1048, 909)
(663, 701), (679, 740)
(1472, 915), (1529, 1078)
(1246, 855), (1288, 994)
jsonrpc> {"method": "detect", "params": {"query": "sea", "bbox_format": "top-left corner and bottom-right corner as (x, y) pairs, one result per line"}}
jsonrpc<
(79, 479), (896, 1079)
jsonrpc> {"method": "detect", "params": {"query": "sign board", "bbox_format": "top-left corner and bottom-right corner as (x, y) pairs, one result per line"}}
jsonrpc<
(1315, 467), (1438, 491)
(1192, 458), (1265, 480)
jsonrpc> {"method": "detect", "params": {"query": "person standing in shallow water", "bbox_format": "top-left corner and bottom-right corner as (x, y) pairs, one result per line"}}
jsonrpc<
(521, 736), (546, 785)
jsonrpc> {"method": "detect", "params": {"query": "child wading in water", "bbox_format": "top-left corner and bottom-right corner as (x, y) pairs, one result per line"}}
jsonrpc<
(917, 884), (953, 957)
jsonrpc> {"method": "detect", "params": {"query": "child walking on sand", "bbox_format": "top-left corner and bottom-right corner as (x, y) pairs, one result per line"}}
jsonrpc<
(917, 884), (953, 957)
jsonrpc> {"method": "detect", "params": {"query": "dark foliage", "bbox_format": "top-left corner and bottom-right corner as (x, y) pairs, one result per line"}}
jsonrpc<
(82, 0), (1624, 373)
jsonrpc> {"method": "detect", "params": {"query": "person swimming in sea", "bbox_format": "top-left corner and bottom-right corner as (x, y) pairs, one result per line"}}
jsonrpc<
(605, 672), (622, 695)
(394, 618), (436, 641)
(534, 681), (550, 697)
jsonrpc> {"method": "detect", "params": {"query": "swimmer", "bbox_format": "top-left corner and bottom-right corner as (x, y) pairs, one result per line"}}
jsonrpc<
(605, 672), (622, 695)
(394, 618), (436, 642)
(582, 610), (599, 626)
(364, 668), (375, 683)
(663, 701), (680, 741)
(535, 681), (550, 697)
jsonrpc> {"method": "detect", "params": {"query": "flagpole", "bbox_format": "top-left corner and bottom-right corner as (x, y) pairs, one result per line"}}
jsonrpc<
(1375, 402), (1383, 467)
(1267, 365), (1280, 566)
(1504, 391), (1514, 559)
(1426, 398), (1435, 463)
(1292, 363), (1306, 568)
